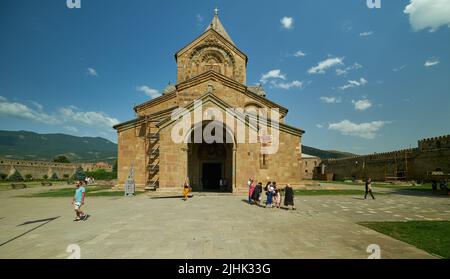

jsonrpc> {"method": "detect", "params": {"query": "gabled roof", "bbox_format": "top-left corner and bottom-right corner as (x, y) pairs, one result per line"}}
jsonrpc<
(205, 13), (234, 45)
(133, 70), (289, 117)
(175, 13), (247, 63)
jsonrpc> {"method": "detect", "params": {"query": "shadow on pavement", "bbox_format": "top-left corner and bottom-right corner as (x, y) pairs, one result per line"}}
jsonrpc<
(1, 216), (60, 247)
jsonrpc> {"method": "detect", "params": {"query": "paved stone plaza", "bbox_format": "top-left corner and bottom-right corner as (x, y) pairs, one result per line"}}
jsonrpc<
(0, 185), (449, 259)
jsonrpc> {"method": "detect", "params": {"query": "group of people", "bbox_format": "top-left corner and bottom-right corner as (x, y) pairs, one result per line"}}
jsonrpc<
(247, 179), (296, 210)
(84, 176), (95, 185)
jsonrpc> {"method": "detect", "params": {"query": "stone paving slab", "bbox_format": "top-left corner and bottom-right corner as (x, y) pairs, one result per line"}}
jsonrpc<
(1, 187), (447, 259)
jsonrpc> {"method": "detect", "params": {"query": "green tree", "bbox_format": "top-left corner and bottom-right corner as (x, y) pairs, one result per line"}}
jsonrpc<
(73, 167), (86, 181)
(63, 174), (70, 179)
(25, 174), (33, 181)
(9, 170), (24, 182)
(51, 173), (59, 181)
(43, 174), (49, 180)
(112, 160), (118, 174)
(53, 155), (70, 164)
(0, 173), (7, 180)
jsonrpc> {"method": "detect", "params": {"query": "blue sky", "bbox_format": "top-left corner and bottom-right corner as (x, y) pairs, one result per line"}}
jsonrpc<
(0, 0), (449, 154)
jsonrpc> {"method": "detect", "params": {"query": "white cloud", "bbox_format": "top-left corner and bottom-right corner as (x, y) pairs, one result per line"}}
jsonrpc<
(136, 85), (162, 99)
(59, 107), (120, 129)
(316, 124), (324, 129)
(359, 31), (374, 37)
(29, 101), (43, 111)
(86, 67), (98, 77)
(339, 78), (368, 90)
(271, 80), (303, 90)
(404, 0), (450, 32)
(352, 99), (372, 111)
(320, 96), (342, 104)
(393, 65), (407, 72)
(294, 50), (306, 57)
(281, 17), (294, 29)
(335, 69), (347, 76)
(0, 97), (59, 124)
(260, 69), (286, 84)
(424, 58), (440, 67)
(335, 63), (362, 76)
(0, 96), (119, 139)
(328, 120), (389, 139)
(308, 57), (344, 74)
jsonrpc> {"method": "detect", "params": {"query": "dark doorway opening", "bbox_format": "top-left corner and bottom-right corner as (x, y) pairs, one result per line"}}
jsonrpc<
(202, 163), (222, 191)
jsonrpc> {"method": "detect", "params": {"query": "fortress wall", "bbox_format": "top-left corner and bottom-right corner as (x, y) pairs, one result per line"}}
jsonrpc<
(319, 135), (450, 182)
(413, 149), (450, 180)
(322, 148), (416, 181)
(0, 159), (110, 180)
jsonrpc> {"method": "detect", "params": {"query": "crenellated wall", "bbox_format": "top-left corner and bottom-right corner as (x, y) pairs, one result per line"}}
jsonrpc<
(418, 135), (450, 151)
(317, 135), (450, 182)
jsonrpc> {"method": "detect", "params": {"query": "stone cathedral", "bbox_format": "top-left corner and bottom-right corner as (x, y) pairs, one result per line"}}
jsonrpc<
(114, 11), (305, 193)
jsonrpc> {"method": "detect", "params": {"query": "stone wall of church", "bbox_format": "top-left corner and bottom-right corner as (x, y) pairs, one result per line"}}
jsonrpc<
(177, 81), (282, 121)
(117, 126), (147, 188)
(233, 133), (302, 193)
(176, 33), (247, 85)
(158, 126), (188, 190)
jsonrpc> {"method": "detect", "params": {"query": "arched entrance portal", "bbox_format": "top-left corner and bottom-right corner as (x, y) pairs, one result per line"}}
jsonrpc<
(187, 121), (234, 192)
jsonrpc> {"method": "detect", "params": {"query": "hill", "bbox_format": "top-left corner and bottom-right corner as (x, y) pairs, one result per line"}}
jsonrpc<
(0, 130), (117, 163)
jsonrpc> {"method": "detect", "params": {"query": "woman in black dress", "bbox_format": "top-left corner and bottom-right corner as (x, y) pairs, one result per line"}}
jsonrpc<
(252, 182), (263, 205)
(284, 184), (296, 210)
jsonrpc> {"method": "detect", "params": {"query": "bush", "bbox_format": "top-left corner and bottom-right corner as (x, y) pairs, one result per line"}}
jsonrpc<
(9, 170), (24, 182)
(25, 174), (33, 181)
(0, 173), (7, 180)
(63, 174), (70, 179)
(73, 167), (86, 181)
(53, 155), (70, 164)
(51, 173), (59, 181)
(86, 169), (117, 181)
(112, 161), (118, 174)
(43, 174), (48, 180)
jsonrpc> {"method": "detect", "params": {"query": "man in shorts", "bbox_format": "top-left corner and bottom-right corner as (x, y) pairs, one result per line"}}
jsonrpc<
(72, 181), (87, 221)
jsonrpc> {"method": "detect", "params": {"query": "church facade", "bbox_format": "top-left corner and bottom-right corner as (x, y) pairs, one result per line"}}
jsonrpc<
(114, 12), (305, 193)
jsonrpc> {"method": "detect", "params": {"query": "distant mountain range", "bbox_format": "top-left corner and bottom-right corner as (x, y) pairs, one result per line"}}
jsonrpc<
(0, 130), (355, 162)
(0, 130), (117, 163)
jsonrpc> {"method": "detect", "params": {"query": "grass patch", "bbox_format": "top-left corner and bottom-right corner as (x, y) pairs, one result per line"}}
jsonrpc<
(20, 185), (144, 198)
(359, 221), (450, 259)
(294, 189), (384, 196)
